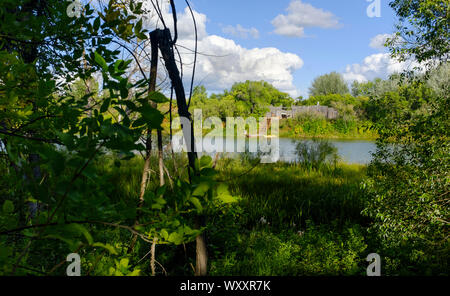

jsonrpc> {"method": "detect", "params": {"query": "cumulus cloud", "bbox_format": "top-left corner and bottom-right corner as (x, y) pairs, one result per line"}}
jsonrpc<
(342, 53), (423, 83)
(180, 36), (303, 96)
(222, 24), (259, 39)
(271, 0), (341, 38)
(141, 1), (303, 96)
(369, 34), (392, 51)
(369, 33), (405, 51)
(142, 4), (208, 40)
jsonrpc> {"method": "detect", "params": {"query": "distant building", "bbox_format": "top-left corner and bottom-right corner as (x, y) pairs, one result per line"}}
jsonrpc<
(266, 105), (338, 120)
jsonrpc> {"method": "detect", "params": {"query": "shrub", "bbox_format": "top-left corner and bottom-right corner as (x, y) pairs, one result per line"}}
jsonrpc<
(295, 139), (339, 168)
(209, 222), (367, 276)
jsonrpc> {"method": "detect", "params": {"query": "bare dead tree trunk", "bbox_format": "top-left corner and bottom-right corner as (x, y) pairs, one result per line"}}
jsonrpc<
(128, 134), (152, 253)
(156, 29), (197, 170)
(150, 238), (157, 276)
(128, 32), (159, 254)
(156, 28), (207, 276)
(195, 216), (208, 276)
(157, 130), (165, 186)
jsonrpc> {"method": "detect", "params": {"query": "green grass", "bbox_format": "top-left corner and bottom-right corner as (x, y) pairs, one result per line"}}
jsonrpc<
(209, 224), (368, 276)
(218, 160), (368, 228)
(204, 158), (372, 276)
(87, 154), (372, 276)
(5, 148), (440, 275)
(279, 117), (378, 140)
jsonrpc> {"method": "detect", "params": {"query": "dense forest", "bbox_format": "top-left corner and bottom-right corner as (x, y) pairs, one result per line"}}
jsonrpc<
(0, 0), (448, 277)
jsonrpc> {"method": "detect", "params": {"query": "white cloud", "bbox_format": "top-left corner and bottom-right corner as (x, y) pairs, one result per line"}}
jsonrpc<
(222, 24), (259, 39)
(342, 53), (423, 83)
(271, 0), (341, 38)
(141, 1), (303, 96)
(142, 4), (208, 40)
(178, 36), (303, 97)
(369, 34), (405, 52)
(369, 33), (405, 52)
(369, 34), (392, 51)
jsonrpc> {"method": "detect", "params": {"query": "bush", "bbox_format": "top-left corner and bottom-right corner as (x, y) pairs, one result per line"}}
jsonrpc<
(295, 139), (339, 168)
(363, 70), (450, 275)
(209, 222), (367, 276)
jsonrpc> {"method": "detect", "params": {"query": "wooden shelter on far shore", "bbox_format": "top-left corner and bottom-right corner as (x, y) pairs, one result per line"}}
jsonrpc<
(265, 105), (339, 120)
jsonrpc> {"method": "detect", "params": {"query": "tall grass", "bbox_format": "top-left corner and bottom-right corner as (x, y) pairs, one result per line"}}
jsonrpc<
(88, 149), (371, 276)
(216, 159), (368, 229)
(208, 156), (370, 275)
(295, 138), (339, 169)
(279, 113), (377, 139)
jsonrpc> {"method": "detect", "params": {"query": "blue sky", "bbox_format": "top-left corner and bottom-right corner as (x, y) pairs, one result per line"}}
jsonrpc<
(148, 0), (407, 98)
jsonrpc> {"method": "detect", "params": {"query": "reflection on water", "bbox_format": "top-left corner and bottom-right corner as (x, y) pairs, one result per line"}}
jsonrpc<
(196, 137), (376, 165)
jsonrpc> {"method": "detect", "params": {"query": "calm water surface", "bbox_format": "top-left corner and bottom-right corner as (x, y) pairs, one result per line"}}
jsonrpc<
(195, 137), (376, 165)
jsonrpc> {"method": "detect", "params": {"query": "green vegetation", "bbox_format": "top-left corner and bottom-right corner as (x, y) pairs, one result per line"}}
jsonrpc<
(308, 72), (349, 97)
(190, 81), (294, 120)
(0, 0), (448, 277)
(280, 113), (377, 139)
(191, 83), (377, 139)
(280, 93), (376, 139)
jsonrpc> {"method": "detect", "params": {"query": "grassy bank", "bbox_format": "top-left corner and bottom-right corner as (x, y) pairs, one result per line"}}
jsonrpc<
(205, 158), (371, 275)
(163, 116), (378, 140)
(279, 116), (378, 140)
(2, 150), (444, 276)
(77, 155), (373, 276)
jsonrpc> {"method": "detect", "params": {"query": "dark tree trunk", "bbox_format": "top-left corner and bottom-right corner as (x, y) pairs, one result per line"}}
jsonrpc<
(155, 29), (207, 276)
(156, 29), (197, 169)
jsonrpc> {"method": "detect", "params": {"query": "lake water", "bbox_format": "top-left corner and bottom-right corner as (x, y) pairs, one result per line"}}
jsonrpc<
(276, 138), (376, 164)
(190, 137), (376, 165)
(0, 135), (375, 165)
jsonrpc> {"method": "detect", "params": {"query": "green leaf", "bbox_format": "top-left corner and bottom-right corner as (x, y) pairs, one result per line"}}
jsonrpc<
(190, 197), (203, 213)
(131, 117), (147, 128)
(161, 229), (169, 240)
(135, 19), (142, 34)
(154, 197), (166, 205)
(217, 194), (238, 204)
(45, 234), (80, 251)
(127, 269), (141, 276)
(70, 224), (94, 245)
(196, 155), (212, 170)
(94, 17), (101, 31)
(113, 106), (129, 121)
(94, 51), (108, 71)
(2, 200), (14, 213)
(200, 168), (216, 177)
(100, 97), (111, 113)
(216, 183), (229, 196)
(120, 86), (128, 99)
(119, 258), (129, 268)
(139, 105), (164, 129)
(148, 91), (169, 103)
(168, 232), (184, 245)
(92, 243), (118, 255)
(136, 32), (147, 40)
(0, 245), (12, 263)
(192, 182), (210, 197)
